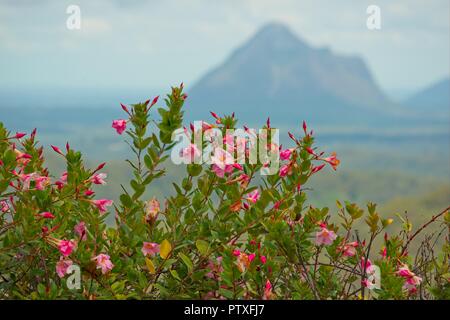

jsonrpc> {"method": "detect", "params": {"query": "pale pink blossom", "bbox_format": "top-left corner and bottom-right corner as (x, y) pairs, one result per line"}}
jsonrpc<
(211, 148), (234, 178)
(322, 152), (340, 170)
(56, 258), (73, 278)
(92, 253), (114, 274)
(34, 175), (50, 190)
(180, 143), (201, 163)
(340, 241), (358, 257)
(397, 264), (422, 294)
(74, 221), (87, 240)
(246, 189), (260, 204)
(112, 119), (127, 134)
(91, 173), (107, 185)
(144, 198), (160, 222)
(315, 226), (337, 246)
(141, 242), (160, 257)
(91, 199), (113, 214)
(18, 172), (36, 190)
(212, 164), (233, 178)
(361, 258), (376, 275)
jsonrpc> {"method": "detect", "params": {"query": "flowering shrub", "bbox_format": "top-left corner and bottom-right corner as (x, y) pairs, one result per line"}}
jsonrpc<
(0, 84), (449, 300)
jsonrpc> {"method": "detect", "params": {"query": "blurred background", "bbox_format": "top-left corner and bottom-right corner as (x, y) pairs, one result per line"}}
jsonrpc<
(0, 0), (449, 227)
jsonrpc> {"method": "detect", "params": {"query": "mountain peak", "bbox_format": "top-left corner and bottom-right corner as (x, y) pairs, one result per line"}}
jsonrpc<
(188, 23), (392, 125)
(246, 22), (309, 51)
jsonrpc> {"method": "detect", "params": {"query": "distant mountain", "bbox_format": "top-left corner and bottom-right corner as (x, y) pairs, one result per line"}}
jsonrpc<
(187, 23), (398, 126)
(404, 78), (449, 114)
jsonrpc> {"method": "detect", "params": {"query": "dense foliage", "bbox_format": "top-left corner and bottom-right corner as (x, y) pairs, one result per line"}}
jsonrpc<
(0, 84), (449, 300)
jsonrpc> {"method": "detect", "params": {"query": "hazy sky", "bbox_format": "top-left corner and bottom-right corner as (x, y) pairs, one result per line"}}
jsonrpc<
(0, 0), (448, 94)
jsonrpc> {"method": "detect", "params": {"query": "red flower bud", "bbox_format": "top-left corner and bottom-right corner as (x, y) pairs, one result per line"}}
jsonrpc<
(95, 162), (106, 172)
(150, 96), (159, 108)
(51, 145), (64, 155)
(302, 120), (307, 133)
(120, 103), (130, 115)
(14, 132), (26, 139)
(311, 164), (326, 174)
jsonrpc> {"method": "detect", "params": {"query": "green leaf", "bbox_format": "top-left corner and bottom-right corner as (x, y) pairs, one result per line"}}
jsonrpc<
(178, 252), (193, 272)
(195, 239), (209, 256)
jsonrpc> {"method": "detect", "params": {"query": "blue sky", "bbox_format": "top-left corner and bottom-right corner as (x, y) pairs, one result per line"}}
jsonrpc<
(0, 0), (448, 94)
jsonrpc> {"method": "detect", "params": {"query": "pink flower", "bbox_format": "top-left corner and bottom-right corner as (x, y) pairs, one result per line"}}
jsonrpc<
(232, 249), (241, 257)
(360, 258), (376, 275)
(58, 239), (75, 257)
(91, 173), (107, 185)
(263, 280), (272, 300)
(403, 275), (423, 294)
(248, 253), (256, 262)
(211, 148), (234, 178)
(322, 152), (340, 170)
(236, 252), (251, 273)
(212, 164), (233, 178)
(260, 255), (267, 264)
(34, 175), (50, 190)
(39, 211), (55, 219)
(141, 242), (160, 256)
(91, 199), (113, 214)
(74, 221), (87, 240)
(55, 172), (67, 189)
(144, 198), (160, 222)
(315, 226), (337, 246)
(280, 149), (292, 160)
(246, 189), (260, 204)
(56, 258), (73, 278)
(112, 119), (127, 134)
(279, 164), (290, 177)
(340, 241), (358, 257)
(92, 253), (114, 274)
(396, 264), (422, 294)
(180, 143), (201, 163)
(18, 172), (36, 190)
(397, 265), (415, 278)
(1, 200), (9, 213)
